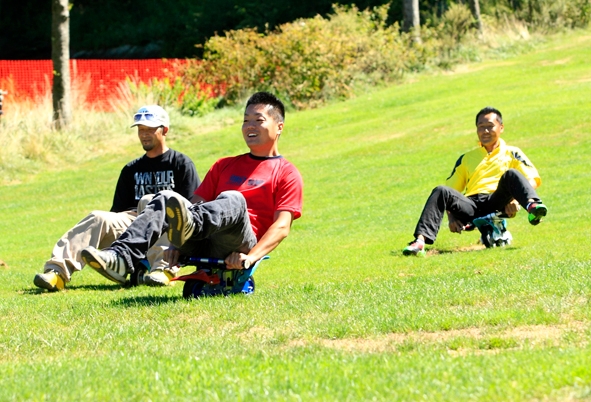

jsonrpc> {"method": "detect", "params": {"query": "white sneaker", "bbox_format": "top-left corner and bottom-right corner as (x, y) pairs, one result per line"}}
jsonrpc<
(143, 270), (176, 286)
(165, 193), (196, 247)
(81, 247), (129, 285)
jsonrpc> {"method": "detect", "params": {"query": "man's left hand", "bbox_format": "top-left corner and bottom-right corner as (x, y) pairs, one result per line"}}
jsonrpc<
(504, 199), (521, 218)
(225, 252), (252, 270)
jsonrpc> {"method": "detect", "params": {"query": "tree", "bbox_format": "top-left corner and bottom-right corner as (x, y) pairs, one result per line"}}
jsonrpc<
(51, 0), (71, 129)
(466, 0), (483, 33)
(402, 0), (421, 43)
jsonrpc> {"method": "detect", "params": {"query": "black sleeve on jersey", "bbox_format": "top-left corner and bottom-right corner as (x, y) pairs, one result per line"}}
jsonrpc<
(174, 155), (201, 199)
(110, 165), (135, 212)
(511, 150), (533, 167)
(446, 154), (464, 181)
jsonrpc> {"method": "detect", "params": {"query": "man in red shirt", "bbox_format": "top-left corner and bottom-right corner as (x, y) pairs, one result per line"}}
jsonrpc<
(81, 92), (303, 282)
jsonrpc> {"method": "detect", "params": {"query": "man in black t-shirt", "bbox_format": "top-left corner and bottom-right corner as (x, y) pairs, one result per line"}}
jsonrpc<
(33, 105), (200, 291)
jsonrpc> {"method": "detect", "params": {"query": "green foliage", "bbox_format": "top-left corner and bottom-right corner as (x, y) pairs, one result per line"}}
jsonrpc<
(480, 0), (591, 30)
(126, 76), (219, 117)
(180, 5), (436, 109)
(440, 3), (476, 43)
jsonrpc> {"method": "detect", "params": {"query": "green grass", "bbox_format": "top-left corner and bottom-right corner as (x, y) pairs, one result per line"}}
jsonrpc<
(1, 29), (591, 400)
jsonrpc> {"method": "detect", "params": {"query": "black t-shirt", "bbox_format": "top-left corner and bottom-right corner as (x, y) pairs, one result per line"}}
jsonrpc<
(110, 149), (200, 212)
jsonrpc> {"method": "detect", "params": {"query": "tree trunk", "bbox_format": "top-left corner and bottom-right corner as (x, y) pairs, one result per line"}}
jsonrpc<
(51, 0), (71, 129)
(468, 0), (483, 34)
(402, 0), (421, 44)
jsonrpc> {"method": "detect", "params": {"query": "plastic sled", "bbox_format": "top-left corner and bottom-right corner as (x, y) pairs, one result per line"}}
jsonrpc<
(468, 211), (513, 248)
(171, 256), (270, 299)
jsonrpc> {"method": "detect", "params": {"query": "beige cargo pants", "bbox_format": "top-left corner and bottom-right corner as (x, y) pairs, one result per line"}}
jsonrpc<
(43, 194), (177, 282)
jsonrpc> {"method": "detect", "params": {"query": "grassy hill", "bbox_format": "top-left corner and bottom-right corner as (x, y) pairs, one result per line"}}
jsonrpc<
(1, 29), (590, 400)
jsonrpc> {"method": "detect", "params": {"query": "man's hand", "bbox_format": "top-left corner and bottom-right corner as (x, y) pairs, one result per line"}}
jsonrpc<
(164, 245), (181, 268)
(504, 199), (521, 218)
(225, 252), (252, 270)
(448, 212), (465, 234)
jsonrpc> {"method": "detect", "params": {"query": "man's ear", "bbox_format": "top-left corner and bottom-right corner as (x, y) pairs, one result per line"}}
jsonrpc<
(162, 126), (169, 136)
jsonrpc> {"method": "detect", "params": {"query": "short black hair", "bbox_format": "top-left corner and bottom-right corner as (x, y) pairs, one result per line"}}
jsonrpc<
(246, 92), (285, 123)
(476, 106), (503, 125)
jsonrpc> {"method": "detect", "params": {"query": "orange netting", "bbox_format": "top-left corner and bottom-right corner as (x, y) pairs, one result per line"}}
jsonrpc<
(0, 59), (184, 107)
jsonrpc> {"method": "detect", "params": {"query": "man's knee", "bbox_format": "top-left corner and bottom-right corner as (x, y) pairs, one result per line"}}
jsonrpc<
(502, 168), (522, 179)
(145, 190), (185, 210)
(430, 185), (453, 198)
(88, 210), (114, 223)
(157, 190), (177, 200)
(137, 194), (155, 213)
(217, 190), (243, 200)
(216, 190), (247, 208)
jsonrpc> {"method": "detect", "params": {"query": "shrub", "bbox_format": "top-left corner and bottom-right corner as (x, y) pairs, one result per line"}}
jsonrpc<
(125, 75), (220, 117)
(179, 5), (433, 109)
(480, 0), (591, 31)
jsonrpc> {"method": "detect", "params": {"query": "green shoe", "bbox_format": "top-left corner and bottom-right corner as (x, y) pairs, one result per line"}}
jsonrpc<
(527, 202), (548, 226)
(402, 240), (426, 257)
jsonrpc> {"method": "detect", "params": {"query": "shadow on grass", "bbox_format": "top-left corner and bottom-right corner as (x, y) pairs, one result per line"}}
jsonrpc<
(23, 283), (124, 294)
(390, 245), (521, 257)
(109, 294), (184, 307)
(67, 283), (126, 291)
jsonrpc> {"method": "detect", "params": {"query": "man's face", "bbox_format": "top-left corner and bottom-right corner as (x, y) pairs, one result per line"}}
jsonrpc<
(137, 125), (165, 151)
(242, 104), (283, 151)
(476, 113), (503, 150)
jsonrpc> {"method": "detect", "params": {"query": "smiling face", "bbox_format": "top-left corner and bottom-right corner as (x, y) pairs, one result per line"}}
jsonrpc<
(242, 103), (284, 157)
(137, 124), (167, 156)
(476, 112), (503, 152)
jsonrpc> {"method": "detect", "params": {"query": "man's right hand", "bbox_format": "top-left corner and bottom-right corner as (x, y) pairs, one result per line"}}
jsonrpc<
(448, 213), (465, 234)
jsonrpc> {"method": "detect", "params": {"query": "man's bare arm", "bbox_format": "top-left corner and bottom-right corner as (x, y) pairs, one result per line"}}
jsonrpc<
(225, 210), (294, 269)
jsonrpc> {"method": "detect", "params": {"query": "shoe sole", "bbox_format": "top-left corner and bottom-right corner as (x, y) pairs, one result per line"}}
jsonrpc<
(33, 274), (64, 291)
(144, 273), (175, 287)
(166, 195), (192, 247)
(81, 248), (127, 285)
(528, 205), (548, 226)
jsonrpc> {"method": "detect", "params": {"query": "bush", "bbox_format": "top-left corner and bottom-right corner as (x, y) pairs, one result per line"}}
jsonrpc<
(433, 3), (482, 67)
(125, 76), (220, 117)
(179, 5), (434, 109)
(480, 0), (591, 31)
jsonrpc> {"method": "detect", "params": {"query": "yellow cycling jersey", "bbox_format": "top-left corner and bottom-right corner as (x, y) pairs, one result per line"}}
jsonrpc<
(445, 139), (541, 196)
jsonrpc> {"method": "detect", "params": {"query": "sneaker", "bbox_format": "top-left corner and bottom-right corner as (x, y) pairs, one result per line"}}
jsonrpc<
(129, 259), (149, 287)
(165, 193), (196, 247)
(402, 239), (426, 257)
(527, 202), (548, 226)
(33, 271), (65, 291)
(143, 270), (176, 287)
(81, 247), (129, 285)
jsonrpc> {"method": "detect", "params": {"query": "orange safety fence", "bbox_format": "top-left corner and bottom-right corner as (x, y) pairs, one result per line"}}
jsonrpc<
(0, 59), (184, 107)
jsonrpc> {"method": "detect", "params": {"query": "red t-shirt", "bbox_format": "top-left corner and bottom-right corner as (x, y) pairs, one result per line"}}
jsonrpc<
(194, 153), (303, 240)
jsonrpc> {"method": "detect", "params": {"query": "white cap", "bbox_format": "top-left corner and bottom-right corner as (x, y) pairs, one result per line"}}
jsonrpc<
(131, 105), (170, 128)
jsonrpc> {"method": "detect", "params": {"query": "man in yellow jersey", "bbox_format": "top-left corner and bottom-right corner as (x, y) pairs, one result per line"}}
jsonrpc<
(403, 106), (548, 256)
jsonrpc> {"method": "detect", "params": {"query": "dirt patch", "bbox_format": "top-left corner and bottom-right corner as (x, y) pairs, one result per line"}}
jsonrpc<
(288, 322), (588, 354)
(541, 57), (572, 66)
(426, 243), (485, 256)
